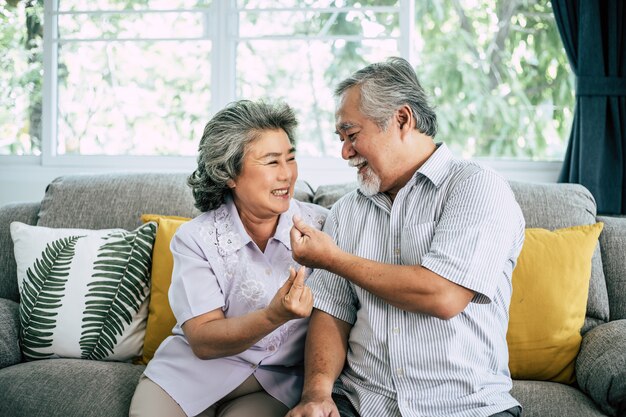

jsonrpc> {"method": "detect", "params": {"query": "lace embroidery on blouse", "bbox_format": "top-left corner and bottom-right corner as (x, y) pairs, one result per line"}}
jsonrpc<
(201, 203), (323, 352)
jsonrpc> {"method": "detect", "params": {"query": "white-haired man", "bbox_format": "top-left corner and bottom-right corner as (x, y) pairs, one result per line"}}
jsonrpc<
(288, 57), (525, 417)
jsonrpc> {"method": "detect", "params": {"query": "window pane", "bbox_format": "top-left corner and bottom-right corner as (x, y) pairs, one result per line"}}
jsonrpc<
(59, 11), (206, 39)
(239, 0), (399, 8)
(0, 2), (43, 155)
(57, 40), (211, 155)
(415, 0), (574, 160)
(239, 10), (399, 38)
(237, 39), (400, 157)
(59, 0), (212, 12)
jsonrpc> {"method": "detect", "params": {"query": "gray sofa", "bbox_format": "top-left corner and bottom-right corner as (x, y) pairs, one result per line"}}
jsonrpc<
(0, 172), (625, 417)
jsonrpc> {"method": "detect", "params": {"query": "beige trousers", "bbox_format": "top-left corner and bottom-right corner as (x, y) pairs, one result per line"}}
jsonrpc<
(129, 374), (288, 417)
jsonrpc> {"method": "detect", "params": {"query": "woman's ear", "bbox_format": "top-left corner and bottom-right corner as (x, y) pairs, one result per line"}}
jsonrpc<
(226, 179), (236, 189)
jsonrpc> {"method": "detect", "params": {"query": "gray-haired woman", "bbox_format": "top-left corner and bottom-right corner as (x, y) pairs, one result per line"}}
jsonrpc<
(129, 100), (328, 417)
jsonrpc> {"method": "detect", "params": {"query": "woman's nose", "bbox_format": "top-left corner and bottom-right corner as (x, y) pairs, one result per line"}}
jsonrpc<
(278, 161), (292, 180)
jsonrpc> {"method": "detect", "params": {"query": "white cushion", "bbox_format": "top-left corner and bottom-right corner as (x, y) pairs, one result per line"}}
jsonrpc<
(10, 221), (157, 361)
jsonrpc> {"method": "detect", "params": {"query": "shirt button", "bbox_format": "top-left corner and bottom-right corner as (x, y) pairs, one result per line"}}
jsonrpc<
(268, 345), (276, 352)
(394, 248), (400, 255)
(392, 327), (400, 334)
(396, 367), (404, 376)
(265, 268), (271, 275)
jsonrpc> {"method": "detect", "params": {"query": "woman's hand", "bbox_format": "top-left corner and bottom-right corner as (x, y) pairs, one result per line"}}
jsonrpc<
(266, 266), (313, 325)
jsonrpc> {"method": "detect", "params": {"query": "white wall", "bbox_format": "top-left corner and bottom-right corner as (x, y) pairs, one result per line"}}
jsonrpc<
(0, 157), (562, 207)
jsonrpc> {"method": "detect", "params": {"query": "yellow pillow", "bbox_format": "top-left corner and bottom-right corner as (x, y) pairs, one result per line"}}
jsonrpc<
(507, 222), (603, 384)
(138, 214), (191, 365)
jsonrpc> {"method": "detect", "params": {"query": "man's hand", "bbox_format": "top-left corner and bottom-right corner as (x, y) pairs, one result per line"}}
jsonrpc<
(290, 215), (339, 269)
(285, 392), (339, 417)
(266, 266), (313, 325)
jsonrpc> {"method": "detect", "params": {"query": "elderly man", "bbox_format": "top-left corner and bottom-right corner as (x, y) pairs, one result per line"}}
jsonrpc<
(288, 57), (525, 417)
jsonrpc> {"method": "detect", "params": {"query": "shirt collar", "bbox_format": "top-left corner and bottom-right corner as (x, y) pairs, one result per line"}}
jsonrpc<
(224, 194), (294, 252)
(222, 194), (252, 252)
(412, 142), (454, 188)
(272, 201), (297, 251)
(356, 142), (454, 204)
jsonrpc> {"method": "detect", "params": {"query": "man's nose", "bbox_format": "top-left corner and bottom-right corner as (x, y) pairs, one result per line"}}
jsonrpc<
(341, 140), (355, 160)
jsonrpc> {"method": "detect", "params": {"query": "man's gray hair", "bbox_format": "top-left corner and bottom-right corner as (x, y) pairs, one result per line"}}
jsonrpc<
(188, 100), (298, 212)
(334, 57), (437, 136)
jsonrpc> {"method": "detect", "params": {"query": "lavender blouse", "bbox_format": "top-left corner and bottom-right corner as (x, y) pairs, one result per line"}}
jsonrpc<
(144, 196), (327, 416)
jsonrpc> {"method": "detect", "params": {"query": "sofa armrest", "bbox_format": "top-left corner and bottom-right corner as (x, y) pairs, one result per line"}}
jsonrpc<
(0, 298), (22, 369)
(576, 319), (626, 416)
(598, 215), (626, 320)
(0, 201), (40, 301)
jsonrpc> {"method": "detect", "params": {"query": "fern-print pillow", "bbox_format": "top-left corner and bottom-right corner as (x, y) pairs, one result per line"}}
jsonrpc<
(10, 221), (157, 362)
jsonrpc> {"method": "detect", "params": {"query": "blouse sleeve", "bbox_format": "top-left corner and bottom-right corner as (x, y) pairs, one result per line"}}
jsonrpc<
(168, 225), (225, 326)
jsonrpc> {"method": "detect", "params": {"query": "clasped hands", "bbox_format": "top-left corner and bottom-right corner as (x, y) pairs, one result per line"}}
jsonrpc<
(289, 215), (338, 270)
(266, 216), (337, 326)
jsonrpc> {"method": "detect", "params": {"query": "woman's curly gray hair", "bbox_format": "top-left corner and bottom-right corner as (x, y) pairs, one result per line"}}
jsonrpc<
(188, 100), (298, 212)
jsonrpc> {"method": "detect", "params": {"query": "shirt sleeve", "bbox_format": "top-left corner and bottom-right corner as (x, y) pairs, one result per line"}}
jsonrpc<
(168, 223), (225, 326)
(307, 209), (359, 325)
(420, 170), (525, 303)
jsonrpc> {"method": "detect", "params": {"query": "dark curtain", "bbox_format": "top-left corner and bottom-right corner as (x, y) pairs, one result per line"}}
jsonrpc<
(553, 0), (626, 215)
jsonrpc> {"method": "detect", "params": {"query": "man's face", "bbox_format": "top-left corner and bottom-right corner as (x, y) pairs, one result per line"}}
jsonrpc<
(335, 87), (397, 196)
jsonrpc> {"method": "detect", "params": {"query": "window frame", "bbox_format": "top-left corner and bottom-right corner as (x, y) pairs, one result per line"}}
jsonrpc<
(0, 0), (563, 185)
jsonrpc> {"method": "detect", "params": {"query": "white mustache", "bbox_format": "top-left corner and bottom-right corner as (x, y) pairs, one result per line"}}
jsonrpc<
(348, 156), (367, 167)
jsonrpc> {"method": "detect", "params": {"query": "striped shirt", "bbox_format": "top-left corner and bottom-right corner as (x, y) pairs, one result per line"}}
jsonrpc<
(308, 143), (525, 417)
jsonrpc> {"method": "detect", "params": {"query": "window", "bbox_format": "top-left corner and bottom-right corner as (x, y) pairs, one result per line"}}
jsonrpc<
(1, 0), (43, 156)
(413, 1), (574, 160)
(0, 0), (573, 161)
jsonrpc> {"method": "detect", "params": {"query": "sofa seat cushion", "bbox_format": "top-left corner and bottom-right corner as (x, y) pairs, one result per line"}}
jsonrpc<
(511, 380), (605, 417)
(0, 359), (144, 417)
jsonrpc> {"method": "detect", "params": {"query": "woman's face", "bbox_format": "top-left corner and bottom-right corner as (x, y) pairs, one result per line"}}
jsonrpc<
(230, 128), (298, 220)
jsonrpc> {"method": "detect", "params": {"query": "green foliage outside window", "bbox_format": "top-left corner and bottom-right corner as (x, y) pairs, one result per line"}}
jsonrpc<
(0, 0), (573, 160)
(414, 0), (574, 159)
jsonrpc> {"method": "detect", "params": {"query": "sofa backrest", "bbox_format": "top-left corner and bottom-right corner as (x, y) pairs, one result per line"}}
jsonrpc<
(36, 172), (314, 231)
(37, 172), (201, 231)
(0, 202), (40, 301)
(0, 173), (610, 333)
(0, 172), (314, 301)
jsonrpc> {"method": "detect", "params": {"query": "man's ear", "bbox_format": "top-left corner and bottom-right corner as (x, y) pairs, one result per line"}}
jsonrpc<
(226, 179), (236, 189)
(396, 105), (413, 134)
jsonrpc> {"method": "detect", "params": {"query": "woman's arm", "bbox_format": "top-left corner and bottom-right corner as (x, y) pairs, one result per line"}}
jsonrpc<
(182, 266), (312, 360)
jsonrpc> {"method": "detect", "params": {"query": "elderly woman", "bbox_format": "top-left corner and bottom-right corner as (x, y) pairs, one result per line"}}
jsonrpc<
(129, 100), (328, 417)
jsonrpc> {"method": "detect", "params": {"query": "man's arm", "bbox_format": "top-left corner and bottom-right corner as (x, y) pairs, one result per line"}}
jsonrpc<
(290, 216), (474, 319)
(287, 309), (351, 417)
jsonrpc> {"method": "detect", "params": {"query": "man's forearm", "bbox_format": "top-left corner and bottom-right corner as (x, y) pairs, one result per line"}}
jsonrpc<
(326, 249), (473, 319)
(301, 309), (351, 400)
